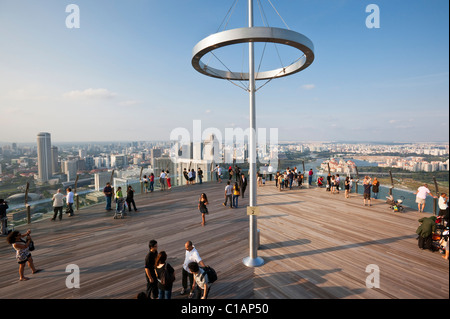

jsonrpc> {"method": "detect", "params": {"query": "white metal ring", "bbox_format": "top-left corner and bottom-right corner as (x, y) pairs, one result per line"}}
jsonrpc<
(192, 27), (314, 81)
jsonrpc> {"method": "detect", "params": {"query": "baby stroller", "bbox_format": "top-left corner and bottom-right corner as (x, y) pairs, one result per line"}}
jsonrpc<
(114, 198), (126, 219)
(386, 195), (405, 212)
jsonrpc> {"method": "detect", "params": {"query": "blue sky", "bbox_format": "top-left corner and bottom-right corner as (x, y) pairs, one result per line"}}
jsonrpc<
(0, 0), (448, 143)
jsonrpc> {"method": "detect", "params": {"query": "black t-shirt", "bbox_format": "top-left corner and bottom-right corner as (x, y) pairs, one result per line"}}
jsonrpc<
(145, 250), (158, 282)
(103, 186), (112, 197)
(372, 182), (380, 193)
(126, 189), (134, 200)
(363, 183), (372, 194)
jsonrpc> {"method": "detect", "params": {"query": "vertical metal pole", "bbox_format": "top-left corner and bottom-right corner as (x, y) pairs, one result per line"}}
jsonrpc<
(243, 0), (264, 267)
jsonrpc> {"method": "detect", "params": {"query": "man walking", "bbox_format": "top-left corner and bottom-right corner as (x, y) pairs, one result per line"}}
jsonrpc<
(223, 181), (233, 208)
(66, 187), (74, 217)
(52, 189), (65, 221)
(181, 241), (205, 296)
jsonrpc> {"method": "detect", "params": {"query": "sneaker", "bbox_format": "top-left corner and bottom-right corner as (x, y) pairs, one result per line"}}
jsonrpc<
(180, 288), (186, 295)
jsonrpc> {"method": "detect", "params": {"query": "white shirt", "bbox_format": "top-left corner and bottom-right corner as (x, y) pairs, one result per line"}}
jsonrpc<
(225, 185), (233, 195)
(53, 193), (65, 207)
(66, 191), (74, 204)
(160, 172), (166, 179)
(183, 247), (202, 272)
(416, 186), (431, 199)
(439, 197), (448, 210)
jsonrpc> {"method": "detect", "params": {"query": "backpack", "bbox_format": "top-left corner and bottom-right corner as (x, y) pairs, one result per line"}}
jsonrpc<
(201, 266), (217, 284)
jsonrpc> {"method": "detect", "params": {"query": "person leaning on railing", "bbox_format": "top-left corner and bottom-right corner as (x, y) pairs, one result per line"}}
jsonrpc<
(438, 193), (449, 217)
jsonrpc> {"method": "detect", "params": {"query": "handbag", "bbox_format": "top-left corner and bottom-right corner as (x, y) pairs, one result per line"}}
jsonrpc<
(29, 240), (35, 251)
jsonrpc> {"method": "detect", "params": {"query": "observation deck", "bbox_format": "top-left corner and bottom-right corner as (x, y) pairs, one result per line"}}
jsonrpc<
(0, 181), (448, 299)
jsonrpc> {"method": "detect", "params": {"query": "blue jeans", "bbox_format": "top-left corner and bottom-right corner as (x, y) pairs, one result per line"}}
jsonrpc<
(373, 192), (379, 199)
(149, 181), (154, 192)
(233, 195), (239, 208)
(105, 196), (112, 210)
(158, 289), (172, 299)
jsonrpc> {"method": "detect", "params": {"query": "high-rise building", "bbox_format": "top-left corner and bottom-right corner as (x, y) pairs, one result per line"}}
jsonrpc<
(51, 146), (59, 175)
(64, 159), (78, 182)
(37, 132), (52, 182)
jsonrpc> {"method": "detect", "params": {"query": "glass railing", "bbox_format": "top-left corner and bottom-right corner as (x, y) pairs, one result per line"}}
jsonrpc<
(2, 165), (223, 230)
(2, 164), (444, 231)
(312, 174), (441, 214)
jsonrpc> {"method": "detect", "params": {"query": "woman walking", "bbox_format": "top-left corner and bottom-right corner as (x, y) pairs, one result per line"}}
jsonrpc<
(233, 182), (240, 208)
(198, 193), (209, 226)
(6, 230), (40, 281)
(154, 251), (175, 299)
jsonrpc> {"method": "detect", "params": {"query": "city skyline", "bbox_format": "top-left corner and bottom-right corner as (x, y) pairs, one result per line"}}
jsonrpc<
(0, 1), (449, 143)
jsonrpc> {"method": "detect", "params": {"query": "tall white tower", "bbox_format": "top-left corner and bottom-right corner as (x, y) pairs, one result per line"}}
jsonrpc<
(37, 132), (52, 182)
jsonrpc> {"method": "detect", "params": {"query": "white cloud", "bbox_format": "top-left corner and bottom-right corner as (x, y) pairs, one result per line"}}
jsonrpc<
(63, 88), (117, 99)
(301, 84), (316, 90)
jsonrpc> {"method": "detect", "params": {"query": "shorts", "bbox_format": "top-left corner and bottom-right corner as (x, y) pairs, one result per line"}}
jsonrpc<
(416, 198), (426, 204)
(18, 253), (31, 264)
(363, 193), (371, 200)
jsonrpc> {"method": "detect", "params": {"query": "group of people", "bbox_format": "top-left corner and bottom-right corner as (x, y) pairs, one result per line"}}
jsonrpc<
(273, 168), (314, 191)
(142, 174), (155, 193)
(213, 165), (244, 184)
(102, 183), (138, 214)
(142, 171), (172, 193)
(183, 168), (204, 185)
(51, 188), (75, 221)
(143, 239), (211, 299)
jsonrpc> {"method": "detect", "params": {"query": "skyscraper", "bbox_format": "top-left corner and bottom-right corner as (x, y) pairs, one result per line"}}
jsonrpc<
(37, 132), (52, 182)
(51, 146), (59, 175)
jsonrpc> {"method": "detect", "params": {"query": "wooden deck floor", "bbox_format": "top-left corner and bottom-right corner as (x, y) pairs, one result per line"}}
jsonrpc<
(0, 181), (448, 299)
